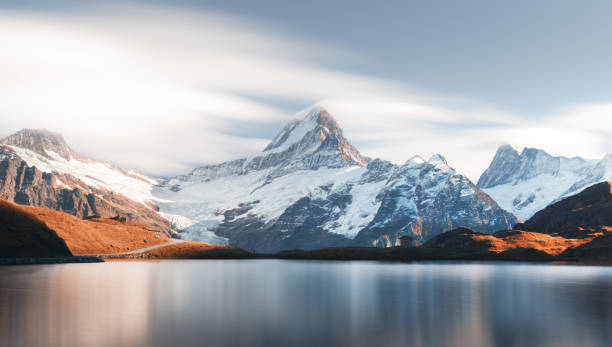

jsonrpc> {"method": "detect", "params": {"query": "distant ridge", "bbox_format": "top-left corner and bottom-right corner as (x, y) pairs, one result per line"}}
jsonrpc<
(478, 145), (611, 219)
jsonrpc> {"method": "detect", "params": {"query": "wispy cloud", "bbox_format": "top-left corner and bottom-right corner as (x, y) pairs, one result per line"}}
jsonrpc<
(0, 2), (609, 180)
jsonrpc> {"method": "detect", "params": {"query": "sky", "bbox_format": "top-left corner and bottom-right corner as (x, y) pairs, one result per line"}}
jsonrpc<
(0, 0), (611, 180)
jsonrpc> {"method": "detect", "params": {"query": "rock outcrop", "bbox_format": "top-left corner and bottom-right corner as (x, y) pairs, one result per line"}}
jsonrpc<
(0, 130), (170, 234)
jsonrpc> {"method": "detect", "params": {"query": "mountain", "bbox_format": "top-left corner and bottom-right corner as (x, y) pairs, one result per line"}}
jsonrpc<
(154, 106), (518, 252)
(424, 182), (612, 259)
(518, 181), (612, 237)
(0, 129), (170, 233)
(422, 227), (579, 258)
(478, 145), (612, 219)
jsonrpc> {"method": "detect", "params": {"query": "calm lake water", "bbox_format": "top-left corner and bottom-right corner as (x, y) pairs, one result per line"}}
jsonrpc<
(2, 260), (612, 347)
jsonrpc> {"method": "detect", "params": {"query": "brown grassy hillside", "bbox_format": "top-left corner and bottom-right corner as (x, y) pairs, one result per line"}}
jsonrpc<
(137, 241), (252, 259)
(0, 199), (72, 258)
(0, 199), (170, 256)
(424, 227), (592, 256)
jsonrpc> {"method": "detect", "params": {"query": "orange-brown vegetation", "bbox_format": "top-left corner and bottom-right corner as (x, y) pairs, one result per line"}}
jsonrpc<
(138, 241), (251, 259)
(424, 228), (595, 256)
(475, 230), (592, 256)
(0, 199), (170, 255)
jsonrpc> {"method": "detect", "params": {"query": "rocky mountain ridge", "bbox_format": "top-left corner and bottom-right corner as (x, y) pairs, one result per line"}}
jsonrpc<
(155, 105), (518, 252)
(478, 144), (611, 219)
(0, 129), (170, 233)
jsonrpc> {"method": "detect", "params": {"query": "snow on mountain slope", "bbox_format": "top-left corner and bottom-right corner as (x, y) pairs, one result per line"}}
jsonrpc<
(0, 129), (170, 232)
(155, 105), (517, 252)
(7, 145), (158, 205)
(478, 145), (612, 219)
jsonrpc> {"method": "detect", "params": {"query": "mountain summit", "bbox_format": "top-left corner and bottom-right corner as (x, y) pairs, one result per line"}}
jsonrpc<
(478, 144), (611, 219)
(155, 105), (518, 252)
(264, 106), (369, 166)
(0, 128), (169, 232)
(1, 128), (75, 160)
(172, 106), (371, 184)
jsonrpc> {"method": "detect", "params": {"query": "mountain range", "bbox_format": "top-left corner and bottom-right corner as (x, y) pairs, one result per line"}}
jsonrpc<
(154, 106), (517, 252)
(478, 144), (612, 219)
(0, 105), (609, 253)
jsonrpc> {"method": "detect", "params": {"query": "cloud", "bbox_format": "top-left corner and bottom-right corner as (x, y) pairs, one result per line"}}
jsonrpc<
(0, 2), (609, 181)
(325, 97), (611, 179)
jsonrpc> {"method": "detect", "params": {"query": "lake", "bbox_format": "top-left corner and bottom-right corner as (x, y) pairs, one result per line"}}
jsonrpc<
(1, 260), (612, 347)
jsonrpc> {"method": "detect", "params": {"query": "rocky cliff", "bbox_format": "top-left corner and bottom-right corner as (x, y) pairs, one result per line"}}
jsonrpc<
(0, 130), (170, 233)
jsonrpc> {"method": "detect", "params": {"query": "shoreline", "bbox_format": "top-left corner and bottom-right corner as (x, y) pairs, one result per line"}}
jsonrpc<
(0, 256), (103, 265)
(1, 246), (603, 266)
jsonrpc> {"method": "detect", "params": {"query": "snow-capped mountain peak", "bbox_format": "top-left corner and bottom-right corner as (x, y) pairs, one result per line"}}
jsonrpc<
(169, 105), (371, 187)
(478, 145), (562, 189)
(478, 144), (611, 219)
(155, 106), (518, 251)
(405, 155), (426, 166)
(263, 105), (369, 166)
(1, 128), (75, 160)
(264, 105), (326, 152)
(428, 154), (449, 169)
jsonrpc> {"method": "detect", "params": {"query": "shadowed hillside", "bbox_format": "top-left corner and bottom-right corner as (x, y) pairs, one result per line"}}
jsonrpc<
(518, 181), (612, 237)
(0, 199), (72, 258)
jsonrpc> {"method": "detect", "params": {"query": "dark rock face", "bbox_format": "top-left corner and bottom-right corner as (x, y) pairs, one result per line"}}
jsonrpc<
(199, 158), (518, 253)
(520, 181), (612, 235)
(422, 227), (487, 249)
(562, 232), (612, 261)
(0, 145), (170, 234)
(354, 161), (518, 247)
(215, 195), (357, 253)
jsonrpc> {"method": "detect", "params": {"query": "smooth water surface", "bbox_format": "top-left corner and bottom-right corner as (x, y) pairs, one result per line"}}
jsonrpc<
(2, 260), (612, 347)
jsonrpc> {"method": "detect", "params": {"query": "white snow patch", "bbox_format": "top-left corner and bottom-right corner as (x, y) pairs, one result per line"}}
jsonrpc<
(484, 171), (583, 219)
(154, 166), (365, 228)
(159, 212), (197, 230)
(8, 145), (157, 205)
(323, 178), (388, 239)
(264, 107), (320, 154)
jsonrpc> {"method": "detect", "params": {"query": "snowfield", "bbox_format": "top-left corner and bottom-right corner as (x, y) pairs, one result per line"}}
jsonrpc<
(153, 105), (516, 249)
(7, 145), (159, 205)
(479, 145), (612, 220)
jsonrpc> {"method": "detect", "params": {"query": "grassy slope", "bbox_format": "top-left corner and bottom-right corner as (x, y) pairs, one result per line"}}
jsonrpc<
(0, 199), (72, 258)
(0, 199), (171, 256)
(135, 241), (252, 259)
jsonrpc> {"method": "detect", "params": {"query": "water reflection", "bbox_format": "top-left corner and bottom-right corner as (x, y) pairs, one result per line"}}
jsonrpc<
(2, 261), (612, 347)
